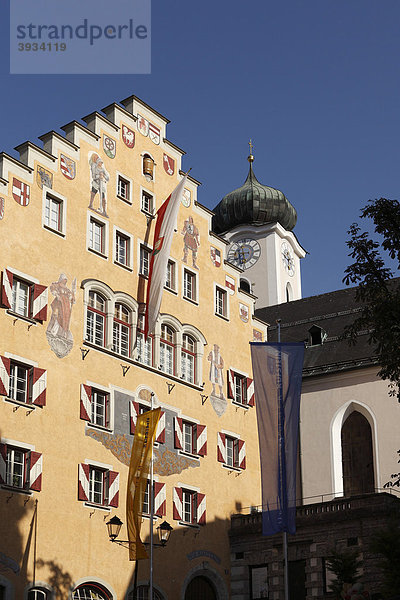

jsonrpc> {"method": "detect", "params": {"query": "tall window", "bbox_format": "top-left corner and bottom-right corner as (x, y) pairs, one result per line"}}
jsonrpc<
(136, 315), (152, 366)
(89, 218), (105, 254)
(234, 373), (247, 405)
(9, 362), (30, 403)
(181, 334), (195, 383)
(91, 389), (110, 428)
(141, 191), (154, 214)
(140, 245), (151, 277)
(89, 467), (107, 505)
(12, 277), (31, 317)
(6, 446), (26, 488)
(183, 421), (197, 454)
(165, 260), (176, 291)
(183, 269), (196, 301)
(341, 411), (375, 496)
(160, 324), (175, 375)
(44, 193), (63, 232)
(215, 287), (227, 317)
(113, 303), (131, 356)
(115, 232), (130, 267)
(182, 489), (197, 524)
(86, 291), (106, 347)
(226, 436), (240, 468)
(117, 175), (130, 201)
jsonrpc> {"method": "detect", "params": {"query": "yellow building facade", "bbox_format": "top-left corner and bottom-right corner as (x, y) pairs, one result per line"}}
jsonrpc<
(0, 96), (266, 600)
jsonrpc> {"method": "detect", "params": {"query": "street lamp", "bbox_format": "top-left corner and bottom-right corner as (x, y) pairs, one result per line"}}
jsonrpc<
(106, 516), (173, 549)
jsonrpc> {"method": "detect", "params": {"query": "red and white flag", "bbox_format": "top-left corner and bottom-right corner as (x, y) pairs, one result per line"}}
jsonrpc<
(144, 174), (188, 338)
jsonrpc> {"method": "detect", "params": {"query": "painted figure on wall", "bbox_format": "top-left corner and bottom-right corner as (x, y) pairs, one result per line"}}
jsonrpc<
(208, 344), (227, 416)
(46, 274), (76, 358)
(88, 153), (109, 217)
(181, 216), (200, 269)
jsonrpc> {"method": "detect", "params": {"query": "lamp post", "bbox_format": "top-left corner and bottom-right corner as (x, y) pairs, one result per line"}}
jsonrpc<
(106, 517), (173, 598)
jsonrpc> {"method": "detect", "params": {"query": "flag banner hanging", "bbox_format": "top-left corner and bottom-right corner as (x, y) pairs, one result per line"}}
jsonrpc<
(250, 342), (304, 536)
(144, 174), (188, 338)
(126, 407), (161, 561)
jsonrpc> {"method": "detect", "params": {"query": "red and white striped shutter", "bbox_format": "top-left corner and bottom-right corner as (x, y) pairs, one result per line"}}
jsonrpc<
(80, 384), (92, 421)
(173, 486), (183, 520)
(0, 443), (7, 484)
(196, 424), (207, 456)
(130, 400), (139, 434)
(1, 269), (13, 309)
(29, 452), (43, 491)
(78, 463), (90, 501)
(247, 377), (255, 407)
(174, 417), (183, 449)
(238, 440), (246, 470)
(108, 471), (119, 507)
(217, 432), (226, 463)
(32, 368), (47, 407)
(0, 356), (10, 396)
(154, 482), (166, 516)
(197, 492), (206, 525)
(227, 369), (235, 398)
(32, 284), (48, 321)
(156, 411), (165, 443)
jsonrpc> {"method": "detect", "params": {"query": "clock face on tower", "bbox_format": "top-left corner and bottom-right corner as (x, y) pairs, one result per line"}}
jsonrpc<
(281, 241), (295, 276)
(227, 238), (261, 270)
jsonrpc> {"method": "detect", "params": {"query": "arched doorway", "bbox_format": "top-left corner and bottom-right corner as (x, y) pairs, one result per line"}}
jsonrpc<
(341, 411), (375, 496)
(185, 576), (217, 600)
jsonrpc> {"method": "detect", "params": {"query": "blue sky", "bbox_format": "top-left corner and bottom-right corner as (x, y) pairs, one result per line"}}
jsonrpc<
(1, 0), (399, 298)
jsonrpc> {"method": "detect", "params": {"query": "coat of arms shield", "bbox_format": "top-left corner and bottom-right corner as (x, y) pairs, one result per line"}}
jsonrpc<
(137, 114), (149, 136)
(12, 178), (30, 206)
(36, 165), (53, 189)
(0, 197), (5, 219)
(60, 154), (76, 180)
(149, 122), (160, 145)
(103, 135), (116, 159)
(210, 247), (221, 267)
(122, 124), (135, 148)
(163, 153), (175, 175)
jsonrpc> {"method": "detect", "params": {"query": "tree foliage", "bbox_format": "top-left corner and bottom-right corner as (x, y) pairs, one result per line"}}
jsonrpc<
(370, 518), (400, 597)
(326, 548), (361, 598)
(343, 198), (400, 400)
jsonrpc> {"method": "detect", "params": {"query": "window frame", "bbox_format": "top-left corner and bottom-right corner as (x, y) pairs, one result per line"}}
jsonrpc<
(90, 388), (111, 430)
(141, 187), (155, 216)
(86, 290), (107, 348)
(139, 244), (152, 278)
(215, 285), (228, 319)
(233, 372), (247, 406)
(165, 259), (177, 293)
(160, 324), (176, 376)
(87, 213), (109, 258)
(182, 488), (198, 525)
(9, 360), (31, 405)
(136, 315), (153, 367)
(116, 172), (132, 204)
(42, 188), (66, 237)
(181, 334), (196, 384)
(113, 227), (133, 270)
(113, 302), (131, 357)
(183, 267), (198, 303)
(11, 276), (33, 319)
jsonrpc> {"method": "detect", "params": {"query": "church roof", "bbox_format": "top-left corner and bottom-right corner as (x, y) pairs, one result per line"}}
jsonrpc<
(212, 156), (297, 234)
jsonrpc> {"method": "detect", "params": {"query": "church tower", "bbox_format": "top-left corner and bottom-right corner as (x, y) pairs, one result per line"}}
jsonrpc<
(212, 149), (306, 309)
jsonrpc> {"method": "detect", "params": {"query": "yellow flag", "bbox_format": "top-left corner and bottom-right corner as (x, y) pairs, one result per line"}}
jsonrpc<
(126, 407), (161, 561)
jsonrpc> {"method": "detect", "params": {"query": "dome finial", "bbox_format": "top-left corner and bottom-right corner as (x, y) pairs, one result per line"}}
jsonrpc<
(248, 139), (254, 163)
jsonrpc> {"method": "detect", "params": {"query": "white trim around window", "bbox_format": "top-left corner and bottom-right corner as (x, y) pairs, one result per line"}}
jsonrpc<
(113, 226), (133, 271)
(165, 259), (178, 294)
(85, 381), (114, 432)
(214, 282), (229, 320)
(42, 188), (67, 237)
(182, 265), (198, 304)
(137, 239), (152, 277)
(87, 212), (109, 258)
(140, 186), (156, 216)
(116, 171), (133, 204)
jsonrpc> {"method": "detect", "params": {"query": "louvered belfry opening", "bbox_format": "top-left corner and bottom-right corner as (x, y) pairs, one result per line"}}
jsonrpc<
(341, 411), (375, 497)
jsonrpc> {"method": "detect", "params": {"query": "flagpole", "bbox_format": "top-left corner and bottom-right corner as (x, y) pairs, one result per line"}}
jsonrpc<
(150, 392), (154, 600)
(277, 319), (289, 600)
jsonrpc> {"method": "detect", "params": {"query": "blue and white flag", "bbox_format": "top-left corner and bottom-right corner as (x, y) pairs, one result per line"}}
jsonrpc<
(250, 342), (304, 536)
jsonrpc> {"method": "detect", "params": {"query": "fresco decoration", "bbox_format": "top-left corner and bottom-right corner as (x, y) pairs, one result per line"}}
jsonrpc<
(121, 124), (135, 148)
(137, 113), (149, 136)
(12, 177), (30, 206)
(253, 329), (263, 342)
(225, 275), (235, 295)
(36, 165), (53, 189)
(60, 154), (76, 180)
(239, 303), (249, 323)
(0, 197), (5, 220)
(207, 344), (227, 417)
(163, 153), (175, 175)
(210, 246), (221, 267)
(86, 430), (198, 474)
(46, 274), (76, 358)
(182, 188), (191, 208)
(181, 216), (200, 270)
(148, 122), (160, 145)
(88, 152), (110, 218)
(103, 134), (116, 159)
(0, 551), (20, 575)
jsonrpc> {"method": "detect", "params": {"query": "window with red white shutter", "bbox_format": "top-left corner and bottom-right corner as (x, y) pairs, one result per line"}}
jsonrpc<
(1, 269), (48, 322)
(0, 443), (42, 492)
(78, 463), (119, 508)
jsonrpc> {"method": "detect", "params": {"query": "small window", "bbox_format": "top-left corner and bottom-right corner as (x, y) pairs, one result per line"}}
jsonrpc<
(117, 175), (130, 202)
(78, 463), (119, 508)
(90, 389), (110, 429)
(115, 231), (130, 268)
(28, 588), (49, 600)
(139, 245), (151, 277)
(86, 291), (106, 347)
(128, 586), (164, 600)
(136, 315), (153, 366)
(183, 421), (197, 454)
(181, 334), (196, 383)
(1, 443), (42, 492)
(182, 489), (197, 524)
(89, 466), (107, 505)
(234, 373), (247, 405)
(141, 190), (154, 215)
(143, 154), (154, 181)
(9, 361), (31, 404)
(215, 286), (227, 318)
(73, 583), (111, 600)
(165, 260), (176, 291)
(11, 277), (32, 318)
(218, 432), (246, 469)
(226, 436), (240, 468)
(183, 269), (196, 302)
(308, 325), (327, 346)
(89, 218), (106, 255)
(2, 269), (47, 322)
(113, 303), (131, 357)
(239, 278), (251, 293)
(44, 192), (63, 233)
(160, 324), (175, 375)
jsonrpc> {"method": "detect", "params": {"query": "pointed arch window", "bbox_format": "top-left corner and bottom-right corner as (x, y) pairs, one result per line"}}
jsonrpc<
(341, 411), (375, 497)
